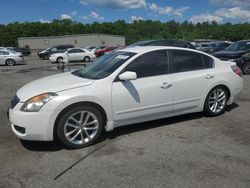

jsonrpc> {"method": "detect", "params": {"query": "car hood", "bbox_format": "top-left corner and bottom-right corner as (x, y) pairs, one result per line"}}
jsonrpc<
(17, 72), (94, 102)
(213, 50), (246, 58)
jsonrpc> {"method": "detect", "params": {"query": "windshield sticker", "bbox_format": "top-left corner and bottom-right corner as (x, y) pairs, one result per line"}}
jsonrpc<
(115, 55), (129, 59)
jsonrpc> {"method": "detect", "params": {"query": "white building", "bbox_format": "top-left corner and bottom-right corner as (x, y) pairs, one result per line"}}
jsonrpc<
(18, 33), (125, 50)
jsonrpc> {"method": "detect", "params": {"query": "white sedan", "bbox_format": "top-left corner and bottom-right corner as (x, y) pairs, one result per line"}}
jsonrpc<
(0, 50), (24, 66)
(49, 48), (95, 63)
(9, 46), (243, 148)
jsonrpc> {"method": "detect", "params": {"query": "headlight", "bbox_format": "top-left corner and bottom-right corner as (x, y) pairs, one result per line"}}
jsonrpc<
(21, 92), (58, 112)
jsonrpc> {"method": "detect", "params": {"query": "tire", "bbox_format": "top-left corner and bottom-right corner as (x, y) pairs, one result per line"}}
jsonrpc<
(242, 62), (250, 75)
(5, 59), (16, 66)
(57, 57), (63, 63)
(56, 106), (104, 149)
(83, 56), (90, 62)
(204, 86), (228, 117)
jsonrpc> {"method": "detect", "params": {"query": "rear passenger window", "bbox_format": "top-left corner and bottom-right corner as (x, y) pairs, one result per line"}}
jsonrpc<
(172, 50), (212, 73)
(125, 50), (168, 78)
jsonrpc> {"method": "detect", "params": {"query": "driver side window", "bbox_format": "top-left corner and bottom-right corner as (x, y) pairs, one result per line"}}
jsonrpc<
(124, 50), (169, 78)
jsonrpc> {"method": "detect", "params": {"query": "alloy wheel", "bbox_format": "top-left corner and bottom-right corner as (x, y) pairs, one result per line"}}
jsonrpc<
(208, 88), (226, 113)
(6, 59), (15, 66)
(63, 111), (99, 145)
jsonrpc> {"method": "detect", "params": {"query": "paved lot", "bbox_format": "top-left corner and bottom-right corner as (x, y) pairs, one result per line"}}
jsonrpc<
(0, 55), (250, 188)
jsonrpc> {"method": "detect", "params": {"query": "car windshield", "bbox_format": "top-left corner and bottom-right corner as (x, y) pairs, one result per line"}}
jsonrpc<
(72, 51), (136, 80)
(226, 41), (250, 51)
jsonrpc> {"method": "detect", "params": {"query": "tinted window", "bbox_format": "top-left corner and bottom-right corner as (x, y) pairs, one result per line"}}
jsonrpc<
(68, 49), (75, 53)
(202, 54), (214, 68)
(172, 42), (188, 48)
(172, 50), (206, 73)
(125, 50), (168, 78)
(75, 49), (84, 53)
(0, 51), (4, 55)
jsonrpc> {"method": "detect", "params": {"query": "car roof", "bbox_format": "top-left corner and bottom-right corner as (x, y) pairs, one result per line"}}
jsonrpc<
(236, 39), (250, 42)
(119, 46), (205, 54)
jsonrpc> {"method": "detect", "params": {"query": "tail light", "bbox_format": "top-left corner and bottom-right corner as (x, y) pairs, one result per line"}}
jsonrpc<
(231, 65), (242, 77)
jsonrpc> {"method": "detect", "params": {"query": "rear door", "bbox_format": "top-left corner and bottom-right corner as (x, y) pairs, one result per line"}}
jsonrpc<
(74, 49), (86, 61)
(170, 50), (214, 112)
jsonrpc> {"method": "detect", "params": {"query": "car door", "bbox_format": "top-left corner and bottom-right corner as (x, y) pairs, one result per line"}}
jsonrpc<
(112, 50), (173, 124)
(170, 49), (214, 112)
(74, 49), (85, 61)
(67, 49), (77, 61)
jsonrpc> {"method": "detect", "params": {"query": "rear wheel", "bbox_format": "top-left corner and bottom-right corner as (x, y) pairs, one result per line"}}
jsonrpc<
(83, 56), (90, 62)
(242, 62), (250, 75)
(5, 59), (16, 66)
(204, 86), (228, 116)
(56, 106), (104, 148)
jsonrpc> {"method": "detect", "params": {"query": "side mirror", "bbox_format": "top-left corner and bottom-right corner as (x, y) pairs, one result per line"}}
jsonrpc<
(119, 71), (137, 81)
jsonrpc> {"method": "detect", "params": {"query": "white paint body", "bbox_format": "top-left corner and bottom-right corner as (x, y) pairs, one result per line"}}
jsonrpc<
(9, 46), (243, 141)
(0, 50), (24, 65)
(49, 48), (95, 63)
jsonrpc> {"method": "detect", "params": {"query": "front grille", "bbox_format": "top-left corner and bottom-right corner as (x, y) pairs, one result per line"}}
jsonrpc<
(10, 95), (20, 109)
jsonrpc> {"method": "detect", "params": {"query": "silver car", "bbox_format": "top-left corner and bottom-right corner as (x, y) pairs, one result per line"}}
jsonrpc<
(0, 50), (24, 66)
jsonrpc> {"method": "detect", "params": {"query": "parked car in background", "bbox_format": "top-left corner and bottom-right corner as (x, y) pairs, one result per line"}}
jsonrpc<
(49, 48), (95, 63)
(7, 47), (31, 56)
(236, 52), (250, 74)
(94, 46), (117, 57)
(8, 46), (243, 148)
(37, 44), (74, 60)
(0, 50), (24, 66)
(128, 39), (196, 49)
(0, 47), (21, 55)
(212, 40), (250, 74)
(197, 42), (231, 54)
(211, 42), (231, 52)
(196, 43), (214, 53)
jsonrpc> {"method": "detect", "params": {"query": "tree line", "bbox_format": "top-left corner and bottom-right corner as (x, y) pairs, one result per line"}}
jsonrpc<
(1, 19), (250, 47)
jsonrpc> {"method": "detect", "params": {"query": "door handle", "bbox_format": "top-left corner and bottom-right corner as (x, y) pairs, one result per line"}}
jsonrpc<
(205, 74), (214, 79)
(161, 82), (172, 89)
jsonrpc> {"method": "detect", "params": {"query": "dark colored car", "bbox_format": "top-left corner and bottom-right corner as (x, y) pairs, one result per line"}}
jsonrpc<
(128, 39), (196, 49)
(37, 44), (74, 60)
(212, 42), (231, 52)
(94, 46), (117, 57)
(7, 47), (31, 56)
(212, 40), (250, 74)
(197, 42), (231, 54)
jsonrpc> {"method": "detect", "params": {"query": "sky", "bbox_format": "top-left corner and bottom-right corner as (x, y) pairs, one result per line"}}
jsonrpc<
(0, 0), (250, 24)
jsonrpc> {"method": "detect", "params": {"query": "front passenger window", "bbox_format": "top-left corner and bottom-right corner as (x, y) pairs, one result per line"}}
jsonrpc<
(124, 50), (168, 78)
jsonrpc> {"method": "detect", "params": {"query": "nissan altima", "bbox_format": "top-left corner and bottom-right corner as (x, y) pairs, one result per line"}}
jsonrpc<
(8, 46), (243, 148)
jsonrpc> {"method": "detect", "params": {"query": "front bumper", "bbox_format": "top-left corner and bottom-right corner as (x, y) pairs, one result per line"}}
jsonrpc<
(8, 103), (54, 141)
(49, 56), (57, 63)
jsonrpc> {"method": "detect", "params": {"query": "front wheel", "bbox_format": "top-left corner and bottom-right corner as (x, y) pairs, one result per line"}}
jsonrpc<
(56, 106), (104, 148)
(242, 62), (250, 75)
(204, 86), (228, 116)
(57, 57), (63, 63)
